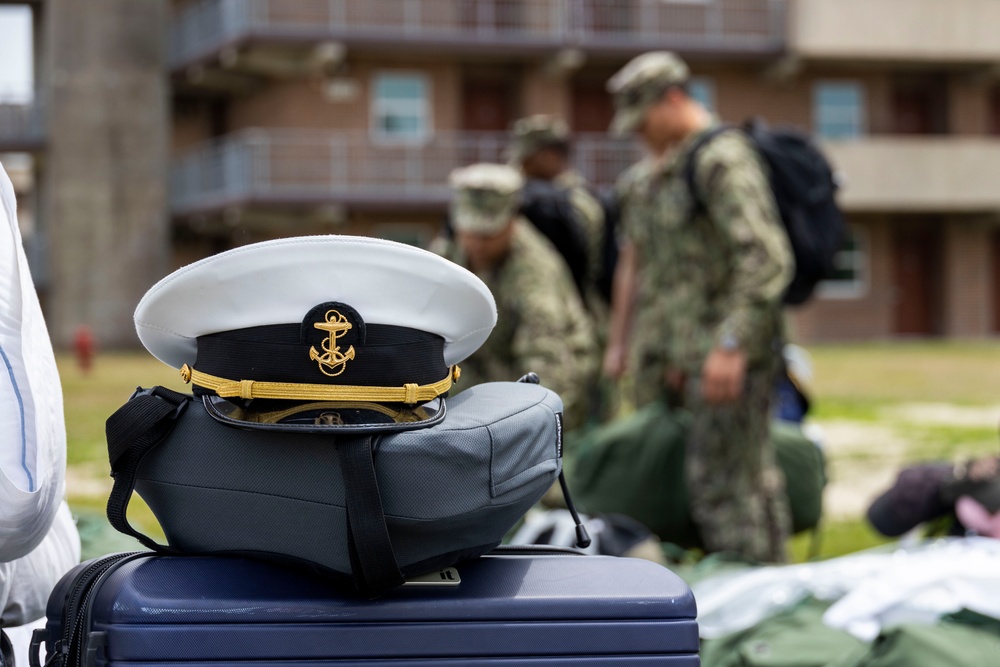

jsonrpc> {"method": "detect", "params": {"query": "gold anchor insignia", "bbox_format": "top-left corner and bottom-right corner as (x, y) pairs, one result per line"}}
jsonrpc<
(309, 309), (356, 377)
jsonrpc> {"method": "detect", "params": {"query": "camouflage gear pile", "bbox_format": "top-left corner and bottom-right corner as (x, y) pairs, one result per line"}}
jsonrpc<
(617, 124), (793, 562)
(437, 220), (598, 431)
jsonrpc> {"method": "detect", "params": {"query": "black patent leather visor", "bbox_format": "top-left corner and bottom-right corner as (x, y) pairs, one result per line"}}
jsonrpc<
(202, 394), (446, 434)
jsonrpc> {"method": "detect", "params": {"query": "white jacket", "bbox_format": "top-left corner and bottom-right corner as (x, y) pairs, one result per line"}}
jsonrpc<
(0, 159), (80, 629)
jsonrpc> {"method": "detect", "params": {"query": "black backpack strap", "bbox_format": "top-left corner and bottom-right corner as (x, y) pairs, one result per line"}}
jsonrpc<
(337, 434), (405, 596)
(105, 386), (190, 553)
(683, 124), (736, 216)
(1, 628), (14, 667)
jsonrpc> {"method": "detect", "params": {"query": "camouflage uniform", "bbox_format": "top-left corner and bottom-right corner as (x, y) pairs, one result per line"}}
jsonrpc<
(508, 115), (608, 324)
(438, 164), (598, 431)
(609, 52), (793, 562)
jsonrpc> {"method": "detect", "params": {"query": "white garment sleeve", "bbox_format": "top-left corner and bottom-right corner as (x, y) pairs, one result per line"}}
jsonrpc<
(1, 501), (80, 627)
(0, 160), (67, 562)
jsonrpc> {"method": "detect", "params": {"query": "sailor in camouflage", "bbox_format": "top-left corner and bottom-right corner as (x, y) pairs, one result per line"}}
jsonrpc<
(434, 163), (598, 431)
(604, 52), (793, 562)
(507, 114), (607, 322)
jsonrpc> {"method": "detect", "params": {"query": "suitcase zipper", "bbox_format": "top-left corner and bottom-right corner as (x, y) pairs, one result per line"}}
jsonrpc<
(33, 551), (147, 667)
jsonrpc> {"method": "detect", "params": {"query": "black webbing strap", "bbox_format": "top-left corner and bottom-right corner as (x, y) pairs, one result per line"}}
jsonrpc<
(105, 387), (189, 553)
(1, 628), (14, 667)
(337, 435), (404, 596)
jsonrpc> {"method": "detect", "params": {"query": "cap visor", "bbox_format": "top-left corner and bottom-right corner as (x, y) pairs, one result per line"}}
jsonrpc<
(452, 211), (510, 235)
(202, 395), (447, 434)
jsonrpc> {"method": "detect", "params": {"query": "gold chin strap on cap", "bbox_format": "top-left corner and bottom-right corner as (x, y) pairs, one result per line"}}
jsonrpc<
(180, 364), (461, 405)
(234, 401), (431, 425)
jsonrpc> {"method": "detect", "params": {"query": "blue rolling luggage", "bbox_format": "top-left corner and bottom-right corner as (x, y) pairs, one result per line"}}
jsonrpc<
(33, 550), (699, 666)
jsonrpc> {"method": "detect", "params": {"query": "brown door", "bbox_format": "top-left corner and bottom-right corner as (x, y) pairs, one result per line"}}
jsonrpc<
(993, 232), (1000, 332)
(891, 76), (948, 135)
(571, 83), (615, 133)
(892, 222), (943, 336)
(461, 82), (514, 132)
(990, 86), (1000, 135)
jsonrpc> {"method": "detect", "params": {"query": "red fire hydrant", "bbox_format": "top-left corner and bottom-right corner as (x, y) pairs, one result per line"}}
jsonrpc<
(73, 325), (95, 375)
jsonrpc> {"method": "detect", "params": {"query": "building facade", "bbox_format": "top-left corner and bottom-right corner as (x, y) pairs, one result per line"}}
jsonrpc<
(6, 0), (1000, 344)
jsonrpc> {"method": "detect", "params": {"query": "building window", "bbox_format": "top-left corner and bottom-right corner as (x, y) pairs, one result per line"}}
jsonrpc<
(816, 225), (868, 299)
(371, 72), (431, 143)
(688, 77), (715, 114)
(813, 81), (865, 139)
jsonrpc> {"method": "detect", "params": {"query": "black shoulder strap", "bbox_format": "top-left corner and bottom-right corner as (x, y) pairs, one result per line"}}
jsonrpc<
(338, 434), (405, 596)
(683, 124), (736, 216)
(1, 628), (14, 667)
(105, 386), (189, 553)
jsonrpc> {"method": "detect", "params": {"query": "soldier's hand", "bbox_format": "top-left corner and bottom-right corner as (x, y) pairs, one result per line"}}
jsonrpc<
(602, 344), (628, 379)
(701, 348), (748, 405)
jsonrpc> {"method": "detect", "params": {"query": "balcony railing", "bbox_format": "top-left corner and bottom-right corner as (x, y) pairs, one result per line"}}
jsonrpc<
(0, 93), (45, 152)
(169, 129), (641, 216)
(170, 0), (786, 69)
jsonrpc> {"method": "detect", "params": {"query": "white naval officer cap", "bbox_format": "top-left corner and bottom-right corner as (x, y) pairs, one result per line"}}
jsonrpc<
(134, 235), (497, 430)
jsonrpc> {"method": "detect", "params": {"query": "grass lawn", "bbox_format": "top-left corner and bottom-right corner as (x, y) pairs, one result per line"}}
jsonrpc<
(791, 341), (1000, 560)
(58, 342), (1000, 561)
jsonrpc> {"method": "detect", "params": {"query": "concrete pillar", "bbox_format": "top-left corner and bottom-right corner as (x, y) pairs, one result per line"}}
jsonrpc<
(942, 217), (991, 337)
(41, 0), (169, 348)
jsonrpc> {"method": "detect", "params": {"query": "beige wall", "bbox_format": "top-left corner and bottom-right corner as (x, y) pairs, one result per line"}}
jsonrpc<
(791, 0), (1000, 63)
(825, 138), (1000, 213)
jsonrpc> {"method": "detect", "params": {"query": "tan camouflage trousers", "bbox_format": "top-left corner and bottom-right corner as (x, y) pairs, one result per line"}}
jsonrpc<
(675, 364), (791, 563)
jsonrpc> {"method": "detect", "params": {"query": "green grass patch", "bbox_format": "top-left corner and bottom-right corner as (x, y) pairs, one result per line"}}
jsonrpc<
(809, 398), (885, 422)
(893, 424), (1000, 462)
(809, 341), (1000, 405)
(789, 518), (893, 562)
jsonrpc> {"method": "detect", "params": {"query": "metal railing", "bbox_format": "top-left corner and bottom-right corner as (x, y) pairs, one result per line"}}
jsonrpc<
(170, 0), (786, 68)
(169, 129), (641, 215)
(0, 95), (45, 151)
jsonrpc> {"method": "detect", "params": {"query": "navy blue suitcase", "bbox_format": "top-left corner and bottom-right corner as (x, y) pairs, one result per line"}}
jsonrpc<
(33, 550), (699, 666)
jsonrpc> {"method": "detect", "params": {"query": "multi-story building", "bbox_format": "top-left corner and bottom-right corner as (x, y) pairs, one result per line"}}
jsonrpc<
(8, 0), (1000, 344)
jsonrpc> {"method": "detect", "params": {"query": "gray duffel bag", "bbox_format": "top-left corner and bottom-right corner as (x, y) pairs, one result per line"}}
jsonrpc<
(105, 381), (564, 595)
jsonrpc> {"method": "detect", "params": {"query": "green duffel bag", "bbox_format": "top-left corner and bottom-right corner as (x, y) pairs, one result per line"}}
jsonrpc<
(567, 400), (826, 549)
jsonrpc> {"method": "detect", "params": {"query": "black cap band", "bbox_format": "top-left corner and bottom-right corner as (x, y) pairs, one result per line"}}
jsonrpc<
(194, 322), (448, 395)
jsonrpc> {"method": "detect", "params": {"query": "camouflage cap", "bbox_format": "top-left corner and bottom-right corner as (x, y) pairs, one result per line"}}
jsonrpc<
(449, 163), (524, 235)
(606, 51), (690, 136)
(505, 114), (571, 165)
